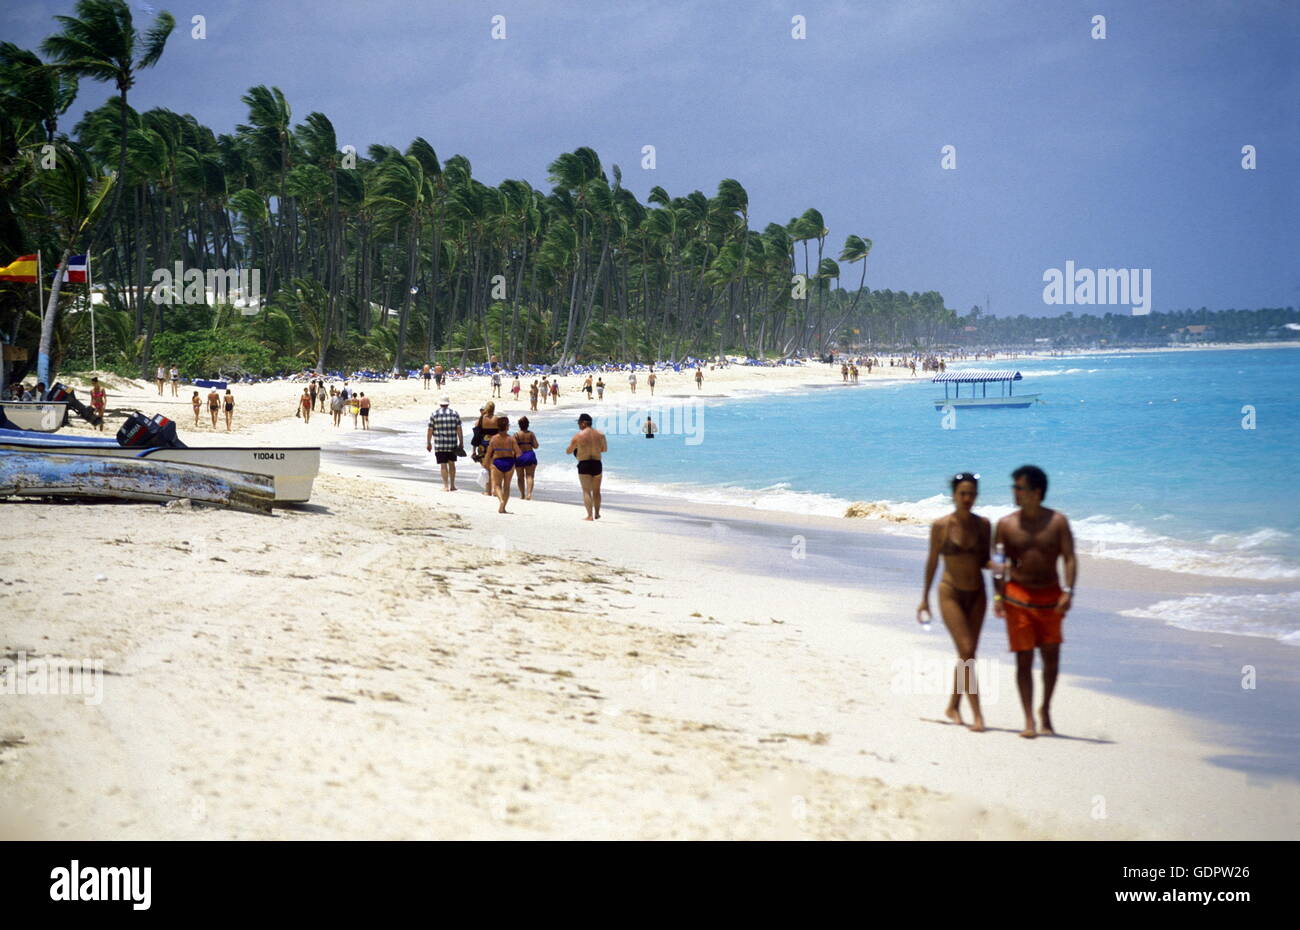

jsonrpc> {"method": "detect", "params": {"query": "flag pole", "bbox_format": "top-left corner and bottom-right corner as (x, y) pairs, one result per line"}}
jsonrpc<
(88, 257), (96, 371)
(37, 250), (44, 329)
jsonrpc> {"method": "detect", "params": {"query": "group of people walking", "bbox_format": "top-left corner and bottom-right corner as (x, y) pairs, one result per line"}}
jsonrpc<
(191, 387), (234, 430)
(918, 465), (1076, 738)
(425, 395), (607, 520)
(296, 380), (371, 428)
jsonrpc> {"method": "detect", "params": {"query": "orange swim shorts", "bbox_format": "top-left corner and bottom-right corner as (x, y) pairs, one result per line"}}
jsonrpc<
(1002, 581), (1064, 652)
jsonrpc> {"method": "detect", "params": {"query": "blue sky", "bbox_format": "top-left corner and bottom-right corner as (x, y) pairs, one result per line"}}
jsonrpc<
(5, 0), (1297, 316)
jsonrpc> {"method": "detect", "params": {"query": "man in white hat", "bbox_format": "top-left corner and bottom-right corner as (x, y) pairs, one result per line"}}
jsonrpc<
(426, 395), (464, 491)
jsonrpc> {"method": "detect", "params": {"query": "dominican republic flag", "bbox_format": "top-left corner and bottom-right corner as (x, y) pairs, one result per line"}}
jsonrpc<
(59, 255), (88, 284)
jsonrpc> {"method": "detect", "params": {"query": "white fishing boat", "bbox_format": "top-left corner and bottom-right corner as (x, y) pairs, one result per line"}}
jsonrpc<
(932, 370), (1040, 409)
(1, 401), (69, 432)
(0, 428), (320, 502)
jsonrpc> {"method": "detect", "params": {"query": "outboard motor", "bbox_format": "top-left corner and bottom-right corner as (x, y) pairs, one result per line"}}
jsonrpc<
(45, 382), (102, 427)
(116, 412), (187, 449)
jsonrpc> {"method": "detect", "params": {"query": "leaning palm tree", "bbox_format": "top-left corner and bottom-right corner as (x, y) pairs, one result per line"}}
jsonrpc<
(30, 141), (115, 385)
(825, 234), (872, 348)
(41, 0), (174, 242)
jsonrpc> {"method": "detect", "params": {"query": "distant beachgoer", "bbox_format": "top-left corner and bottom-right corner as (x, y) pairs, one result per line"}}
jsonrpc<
(422, 363), (432, 389)
(643, 415), (657, 439)
(223, 389), (235, 431)
(330, 388), (344, 427)
(994, 465), (1077, 739)
(919, 472), (992, 733)
(694, 367), (703, 390)
(583, 375), (593, 399)
(170, 366), (179, 396)
(309, 380), (318, 410)
(529, 380), (539, 411)
(90, 378), (107, 432)
(549, 380), (559, 405)
(595, 378), (605, 401)
(191, 390), (201, 427)
(565, 412), (607, 521)
(208, 389), (221, 427)
(299, 388), (312, 424)
(850, 364), (859, 384)
(511, 377), (520, 401)
(484, 416), (521, 513)
(359, 393), (370, 429)
(491, 370), (502, 398)
(514, 415), (538, 500)
(426, 395), (463, 492)
(841, 362), (849, 382)
(434, 363), (444, 387)
(647, 372), (657, 396)
(628, 371), (637, 393)
(350, 394), (361, 428)
(156, 365), (166, 395)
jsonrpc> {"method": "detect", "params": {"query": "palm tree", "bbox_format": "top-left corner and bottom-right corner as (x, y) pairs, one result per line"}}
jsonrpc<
(0, 43), (79, 142)
(825, 234), (872, 348)
(369, 147), (433, 369)
(41, 0), (174, 244)
(238, 85), (295, 297)
(30, 141), (115, 384)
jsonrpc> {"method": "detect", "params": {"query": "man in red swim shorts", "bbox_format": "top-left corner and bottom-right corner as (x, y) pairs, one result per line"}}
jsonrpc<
(993, 465), (1077, 739)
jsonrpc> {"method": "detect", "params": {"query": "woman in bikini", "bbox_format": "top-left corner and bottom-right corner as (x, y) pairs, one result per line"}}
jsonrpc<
(208, 388), (222, 428)
(223, 389), (235, 431)
(299, 388), (312, 424)
(475, 401), (498, 495)
(513, 415), (539, 500)
(483, 416), (521, 513)
(89, 378), (108, 431)
(191, 390), (202, 427)
(918, 472), (992, 732)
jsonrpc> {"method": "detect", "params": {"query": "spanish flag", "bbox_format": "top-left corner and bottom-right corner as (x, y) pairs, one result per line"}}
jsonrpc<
(0, 254), (38, 283)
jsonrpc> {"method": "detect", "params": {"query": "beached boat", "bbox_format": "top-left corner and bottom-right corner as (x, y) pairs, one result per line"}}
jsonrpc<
(1, 400), (69, 432)
(0, 428), (320, 502)
(0, 450), (274, 514)
(932, 370), (1040, 409)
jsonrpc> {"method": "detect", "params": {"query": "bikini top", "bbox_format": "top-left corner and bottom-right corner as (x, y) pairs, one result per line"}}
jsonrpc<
(942, 519), (987, 558)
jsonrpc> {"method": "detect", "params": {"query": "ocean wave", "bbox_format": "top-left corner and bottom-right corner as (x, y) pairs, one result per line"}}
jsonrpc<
(1120, 592), (1300, 646)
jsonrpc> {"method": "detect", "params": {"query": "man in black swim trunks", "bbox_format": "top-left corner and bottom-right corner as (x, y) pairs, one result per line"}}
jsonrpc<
(565, 412), (607, 521)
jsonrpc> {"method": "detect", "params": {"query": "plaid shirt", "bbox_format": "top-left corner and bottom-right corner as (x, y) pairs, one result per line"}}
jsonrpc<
(428, 406), (461, 451)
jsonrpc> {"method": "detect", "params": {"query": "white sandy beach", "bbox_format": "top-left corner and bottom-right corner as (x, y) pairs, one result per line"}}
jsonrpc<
(2, 355), (1298, 840)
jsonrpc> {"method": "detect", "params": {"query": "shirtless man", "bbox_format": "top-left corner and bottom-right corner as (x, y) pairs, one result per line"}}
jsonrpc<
(565, 412), (607, 521)
(208, 388), (222, 428)
(993, 465), (1077, 739)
